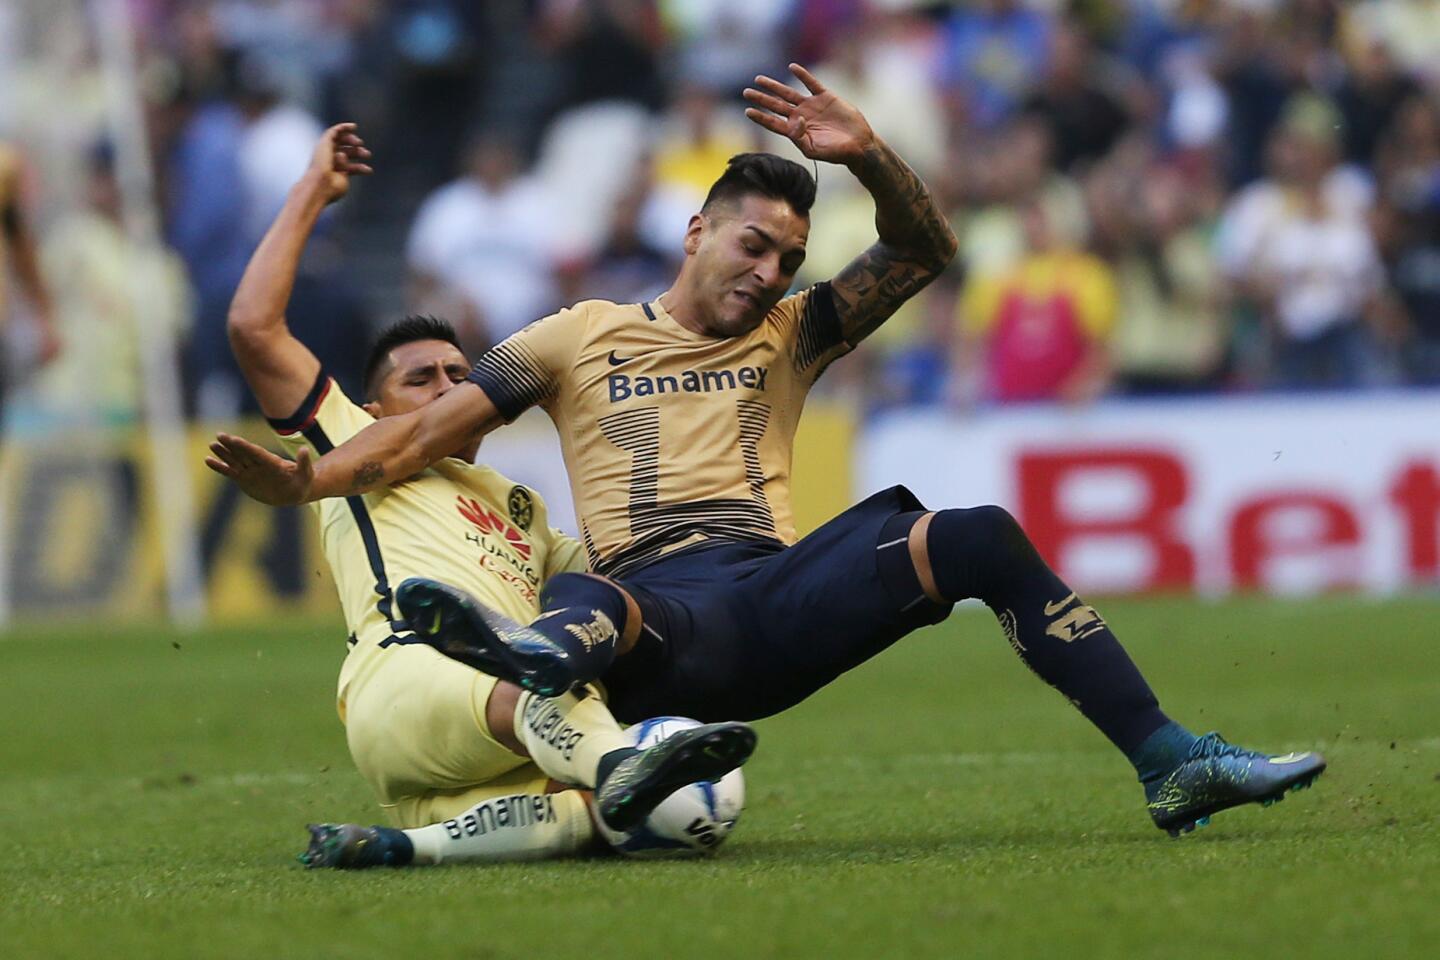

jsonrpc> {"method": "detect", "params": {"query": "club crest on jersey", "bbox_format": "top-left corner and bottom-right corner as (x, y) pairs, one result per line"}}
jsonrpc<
(457, 495), (532, 560)
(507, 486), (534, 531)
(608, 365), (768, 402)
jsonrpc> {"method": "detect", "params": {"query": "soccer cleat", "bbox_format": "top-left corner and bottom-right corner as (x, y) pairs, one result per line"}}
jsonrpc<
(1143, 732), (1327, 837)
(596, 721), (758, 833)
(298, 823), (412, 869)
(395, 577), (578, 697)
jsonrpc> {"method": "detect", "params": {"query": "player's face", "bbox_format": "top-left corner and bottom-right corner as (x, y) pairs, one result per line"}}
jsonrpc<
(372, 340), (471, 418)
(687, 194), (809, 336)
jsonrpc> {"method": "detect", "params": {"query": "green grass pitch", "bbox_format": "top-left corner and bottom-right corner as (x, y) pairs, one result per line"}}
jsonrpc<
(3, 596), (1437, 959)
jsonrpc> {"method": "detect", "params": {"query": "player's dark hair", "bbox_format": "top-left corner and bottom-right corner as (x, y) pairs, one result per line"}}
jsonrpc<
(702, 153), (817, 217)
(363, 315), (463, 400)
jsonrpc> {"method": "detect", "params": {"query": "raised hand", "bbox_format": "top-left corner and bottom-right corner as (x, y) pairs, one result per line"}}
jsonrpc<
(205, 433), (315, 506)
(310, 122), (373, 205)
(743, 63), (876, 168)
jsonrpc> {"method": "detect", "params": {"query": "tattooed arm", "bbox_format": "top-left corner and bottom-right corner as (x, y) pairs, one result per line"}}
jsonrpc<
(207, 382), (504, 505)
(743, 63), (957, 345)
(833, 140), (957, 342)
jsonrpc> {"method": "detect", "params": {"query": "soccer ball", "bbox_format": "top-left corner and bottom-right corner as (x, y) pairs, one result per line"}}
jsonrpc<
(597, 716), (746, 859)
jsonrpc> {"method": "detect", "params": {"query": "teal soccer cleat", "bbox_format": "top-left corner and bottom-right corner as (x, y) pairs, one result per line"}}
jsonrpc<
(396, 577), (578, 697)
(298, 823), (412, 869)
(596, 721), (758, 833)
(1144, 732), (1326, 837)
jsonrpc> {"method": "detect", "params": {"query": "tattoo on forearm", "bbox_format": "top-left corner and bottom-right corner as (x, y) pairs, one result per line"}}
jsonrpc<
(833, 245), (929, 342)
(350, 461), (384, 492)
(834, 142), (956, 341)
(855, 143), (955, 274)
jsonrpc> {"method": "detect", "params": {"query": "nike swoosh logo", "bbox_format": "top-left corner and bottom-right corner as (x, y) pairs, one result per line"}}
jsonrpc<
(1269, 753), (1312, 764)
(607, 350), (634, 366)
(430, 609), (442, 635)
(1043, 593), (1077, 616)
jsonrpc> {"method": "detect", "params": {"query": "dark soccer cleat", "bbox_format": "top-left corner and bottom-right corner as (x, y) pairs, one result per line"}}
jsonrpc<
(395, 577), (578, 697)
(298, 823), (412, 868)
(1143, 732), (1327, 837)
(596, 721), (758, 833)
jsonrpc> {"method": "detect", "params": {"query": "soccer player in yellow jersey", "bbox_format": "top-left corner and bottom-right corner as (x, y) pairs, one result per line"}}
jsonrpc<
(213, 124), (755, 868)
(0, 141), (63, 428)
(214, 70), (1325, 838)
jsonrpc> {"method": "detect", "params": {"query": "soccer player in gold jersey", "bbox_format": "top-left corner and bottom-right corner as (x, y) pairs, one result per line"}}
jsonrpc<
(213, 124), (754, 868)
(213, 69), (1325, 838)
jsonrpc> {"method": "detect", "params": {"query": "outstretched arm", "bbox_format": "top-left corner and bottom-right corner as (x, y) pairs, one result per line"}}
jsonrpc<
(227, 122), (371, 417)
(207, 122), (505, 505)
(206, 380), (502, 505)
(744, 64), (957, 344)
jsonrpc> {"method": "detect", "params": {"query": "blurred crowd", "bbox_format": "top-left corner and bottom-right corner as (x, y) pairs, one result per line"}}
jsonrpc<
(4, 0), (1440, 425)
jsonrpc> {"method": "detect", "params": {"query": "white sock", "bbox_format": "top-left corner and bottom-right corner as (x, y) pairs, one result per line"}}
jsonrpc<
(512, 687), (634, 789)
(405, 790), (596, 864)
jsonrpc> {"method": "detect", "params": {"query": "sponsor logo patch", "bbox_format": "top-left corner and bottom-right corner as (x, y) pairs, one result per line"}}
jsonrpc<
(524, 697), (586, 761)
(442, 794), (558, 839)
(608, 365), (768, 402)
(458, 495), (532, 560)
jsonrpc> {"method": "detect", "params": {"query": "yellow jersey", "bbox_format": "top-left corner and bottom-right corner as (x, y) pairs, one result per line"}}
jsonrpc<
(467, 283), (850, 577)
(272, 374), (586, 691)
(958, 250), (1117, 341)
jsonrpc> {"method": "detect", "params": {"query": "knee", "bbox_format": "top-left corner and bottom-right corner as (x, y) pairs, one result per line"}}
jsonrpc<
(538, 571), (595, 607)
(484, 682), (525, 754)
(927, 505), (1040, 599)
(934, 505), (1030, 555)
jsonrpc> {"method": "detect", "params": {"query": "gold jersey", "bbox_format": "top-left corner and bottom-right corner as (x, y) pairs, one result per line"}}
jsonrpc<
(272, 374), (586, 690)
(468, 283), (850, 577)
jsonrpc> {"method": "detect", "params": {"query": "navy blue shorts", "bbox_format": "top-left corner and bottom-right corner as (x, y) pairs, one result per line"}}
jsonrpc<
(601, 485), (953, 723)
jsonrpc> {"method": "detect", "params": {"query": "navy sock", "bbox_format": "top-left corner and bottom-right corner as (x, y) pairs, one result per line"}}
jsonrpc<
(925, 507), (1172, 756)
(532, 573), (629, 684)
(370, 826), (415, 867)
(1128, 720), (1201, 783)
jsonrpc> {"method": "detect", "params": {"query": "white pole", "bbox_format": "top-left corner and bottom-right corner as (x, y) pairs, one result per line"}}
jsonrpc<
(90, 0), (205, 625)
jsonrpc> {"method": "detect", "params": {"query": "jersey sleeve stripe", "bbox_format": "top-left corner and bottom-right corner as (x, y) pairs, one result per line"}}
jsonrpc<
(793, 281), (847, 373)
(467, 339), (555, 422)
(267, 370), (333, 435)
(301, 420), (411, 638)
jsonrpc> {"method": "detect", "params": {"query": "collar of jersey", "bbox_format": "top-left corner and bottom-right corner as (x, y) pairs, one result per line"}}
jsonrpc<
(647, 297), (722, 343)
